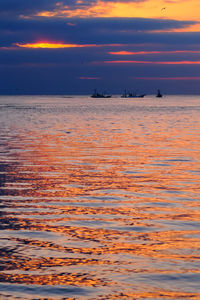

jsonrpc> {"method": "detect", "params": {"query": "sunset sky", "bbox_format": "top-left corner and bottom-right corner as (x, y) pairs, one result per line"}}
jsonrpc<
(1, 0), (200, 94)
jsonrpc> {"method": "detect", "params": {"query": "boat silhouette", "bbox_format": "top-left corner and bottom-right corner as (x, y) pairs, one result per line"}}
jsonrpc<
(156, 89), (163, 98)
(121, 89), (145, 98)
(91, 89), (112, 98)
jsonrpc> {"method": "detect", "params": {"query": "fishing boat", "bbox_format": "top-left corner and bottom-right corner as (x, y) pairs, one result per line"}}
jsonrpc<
(156, 89), (163, 98)
(121, 89), (145, 98)
(91, 89), (112, 98)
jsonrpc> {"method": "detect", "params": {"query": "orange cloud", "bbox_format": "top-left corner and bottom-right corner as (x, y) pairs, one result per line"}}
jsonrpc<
(109, 50), (200, 55)
(16, 42), (98, 49)
(105, 0), (200, 23)
(103, 60), (200, 65)
(33, 1), (115, 18)
(15, 42), (121, 49)
(27, 0), (200, 27)
(79, 77), (100, 80)
(132, 77), (200, 80)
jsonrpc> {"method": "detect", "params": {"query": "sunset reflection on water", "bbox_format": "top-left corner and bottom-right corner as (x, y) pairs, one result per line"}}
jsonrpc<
(0, 95), (200, 299)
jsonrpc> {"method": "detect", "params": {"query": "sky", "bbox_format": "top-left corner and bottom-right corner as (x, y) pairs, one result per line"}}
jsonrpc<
(0, 0), (200, 95)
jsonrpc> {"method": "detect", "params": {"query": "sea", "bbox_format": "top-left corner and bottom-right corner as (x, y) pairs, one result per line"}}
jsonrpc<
(0, 95), (200, 299)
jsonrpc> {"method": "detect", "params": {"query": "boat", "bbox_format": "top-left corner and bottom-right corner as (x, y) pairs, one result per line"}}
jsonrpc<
(91, 89), (112, 98)
(121, 89), (145, 98)
(156, 89), (162, 98)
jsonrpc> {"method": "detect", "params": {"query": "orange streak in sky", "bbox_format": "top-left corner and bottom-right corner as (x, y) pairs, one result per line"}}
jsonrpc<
(79, 77), (100, 80)
(15, 42), (122, 49)
(16, 42), (99, 49)
(104, 60), (200, 65)
(132, 77), (200, 80)
(109, 50), (200, 55)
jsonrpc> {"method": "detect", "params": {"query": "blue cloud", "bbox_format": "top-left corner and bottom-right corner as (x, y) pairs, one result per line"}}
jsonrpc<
(0, 17), (196, 47)
(0, 2), (199, 94)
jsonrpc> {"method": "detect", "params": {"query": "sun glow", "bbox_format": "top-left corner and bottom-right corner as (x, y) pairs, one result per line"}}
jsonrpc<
(15, 42), (122, 49)
(15, 42), (98, 49)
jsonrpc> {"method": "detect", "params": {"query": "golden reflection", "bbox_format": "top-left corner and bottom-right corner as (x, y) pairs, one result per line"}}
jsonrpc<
(102, 290), (200, 299)
(0, 272), (105, 286)
(0, 100), (200, 299)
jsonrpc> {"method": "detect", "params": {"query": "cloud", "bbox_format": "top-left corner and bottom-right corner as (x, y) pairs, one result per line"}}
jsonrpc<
(132, 77), (200, 80)
(0, 0), (57, 17)
(0, 17), (196, 47)
(102, 60), (200, 64)
(0, 0), (143, 17)
(7, 0), (198, 23)
(15, 42), (104, 49)
(79, 77), (100, 80)
(1, 0), (199, 23)
(0, 1), (200, 94)
(0, 0), (200, 27)
(109, 50), (200, 55)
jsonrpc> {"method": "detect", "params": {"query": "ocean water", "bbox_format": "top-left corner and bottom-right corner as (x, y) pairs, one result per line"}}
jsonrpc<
(0, 95), (200, 299)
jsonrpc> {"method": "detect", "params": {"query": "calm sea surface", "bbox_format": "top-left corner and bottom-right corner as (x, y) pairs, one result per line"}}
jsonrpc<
(0, 95), (200, 299)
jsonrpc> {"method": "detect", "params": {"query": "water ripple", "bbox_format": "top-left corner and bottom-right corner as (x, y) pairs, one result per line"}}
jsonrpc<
(0, 95), (200, 299)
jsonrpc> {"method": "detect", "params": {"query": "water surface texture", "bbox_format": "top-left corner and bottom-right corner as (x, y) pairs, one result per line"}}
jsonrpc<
(0, 95), (200, 299)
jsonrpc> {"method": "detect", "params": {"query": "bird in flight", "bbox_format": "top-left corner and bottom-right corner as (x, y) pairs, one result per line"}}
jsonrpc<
(161, 7), (166, 11)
